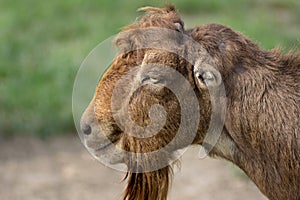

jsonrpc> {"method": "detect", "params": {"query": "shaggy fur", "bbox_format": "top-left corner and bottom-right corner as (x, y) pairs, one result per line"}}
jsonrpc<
(81, 5), (300, 200)
(189, 23), (300, 200)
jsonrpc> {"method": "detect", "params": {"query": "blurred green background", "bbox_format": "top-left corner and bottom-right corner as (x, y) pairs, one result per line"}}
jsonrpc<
(1, 0), (299, 137)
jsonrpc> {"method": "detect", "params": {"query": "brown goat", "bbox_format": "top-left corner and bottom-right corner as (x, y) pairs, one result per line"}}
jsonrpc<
(80, 5), (300, 200)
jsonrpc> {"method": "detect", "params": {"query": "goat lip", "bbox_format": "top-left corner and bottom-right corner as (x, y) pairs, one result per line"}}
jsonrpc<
(94, 142), (115, 153)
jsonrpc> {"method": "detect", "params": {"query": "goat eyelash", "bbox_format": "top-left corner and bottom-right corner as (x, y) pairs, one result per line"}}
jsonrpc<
(149, 77), (161, 84)
(141, 76), (163, 85)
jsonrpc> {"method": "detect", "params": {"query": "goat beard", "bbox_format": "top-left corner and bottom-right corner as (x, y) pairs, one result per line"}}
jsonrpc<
(122, 166), (172, 200)
(121, 136), (176, 200)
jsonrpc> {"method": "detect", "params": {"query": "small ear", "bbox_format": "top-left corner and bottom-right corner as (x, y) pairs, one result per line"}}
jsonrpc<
(114, 29), (142, 53)
(174, 22), (183, 32)
(193, 59), (222, 90)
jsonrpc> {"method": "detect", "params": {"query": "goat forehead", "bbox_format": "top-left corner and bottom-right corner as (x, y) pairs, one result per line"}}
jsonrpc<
(102, 52), (179, 81)
(142, 51), (180, 63)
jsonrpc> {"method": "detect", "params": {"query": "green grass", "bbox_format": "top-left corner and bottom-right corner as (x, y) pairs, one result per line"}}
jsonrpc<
(1, 0), (299, 137)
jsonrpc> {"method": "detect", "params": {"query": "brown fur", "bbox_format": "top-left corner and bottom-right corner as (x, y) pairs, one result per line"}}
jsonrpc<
(189, 24), (300, 200)
(81, 5), (300, 200)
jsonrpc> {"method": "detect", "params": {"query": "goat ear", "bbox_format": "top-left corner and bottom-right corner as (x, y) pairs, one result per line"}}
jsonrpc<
(114, 29), (142, 53)
(193, 60), (222, 90)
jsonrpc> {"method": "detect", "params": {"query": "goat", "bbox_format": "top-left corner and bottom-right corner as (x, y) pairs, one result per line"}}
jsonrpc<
(80, 5), (300, 200)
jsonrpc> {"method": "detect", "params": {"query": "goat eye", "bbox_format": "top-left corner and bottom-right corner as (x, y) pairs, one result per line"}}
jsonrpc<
(202, 71), (215, 81)
(149, 77), (161, 84)
(141, 76), (162, 84)
(196, 71), (216, 86)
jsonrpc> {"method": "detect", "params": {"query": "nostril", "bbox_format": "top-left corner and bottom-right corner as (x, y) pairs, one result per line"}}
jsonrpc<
(82, 124), (92, 135)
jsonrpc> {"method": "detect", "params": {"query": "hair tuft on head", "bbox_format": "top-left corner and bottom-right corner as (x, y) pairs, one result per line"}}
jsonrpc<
(137, 4), (176, 13)
(137, 6), (165, 13)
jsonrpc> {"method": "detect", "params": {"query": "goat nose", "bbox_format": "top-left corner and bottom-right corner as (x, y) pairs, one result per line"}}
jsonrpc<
(81, 123), (92, 135)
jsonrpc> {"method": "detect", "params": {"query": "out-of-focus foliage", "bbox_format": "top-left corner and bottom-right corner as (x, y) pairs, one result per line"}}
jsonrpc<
(1, 0), (299, 137)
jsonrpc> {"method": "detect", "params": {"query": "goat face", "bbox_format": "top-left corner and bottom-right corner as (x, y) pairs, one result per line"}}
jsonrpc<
(80, 42), (215, 171)
(79, 21), (228, 172)
(79, 24), (223, 172)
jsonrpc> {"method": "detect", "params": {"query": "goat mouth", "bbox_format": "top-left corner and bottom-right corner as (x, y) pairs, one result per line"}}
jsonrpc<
(87, 138), (120, 154)
(95, 142), (114, 152)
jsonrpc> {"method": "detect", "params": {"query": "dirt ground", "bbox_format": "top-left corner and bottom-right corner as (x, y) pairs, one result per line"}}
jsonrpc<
(0, 136), (267, 200)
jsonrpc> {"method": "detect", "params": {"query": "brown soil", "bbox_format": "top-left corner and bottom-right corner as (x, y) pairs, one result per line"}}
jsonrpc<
(0, 136), (267, 200)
